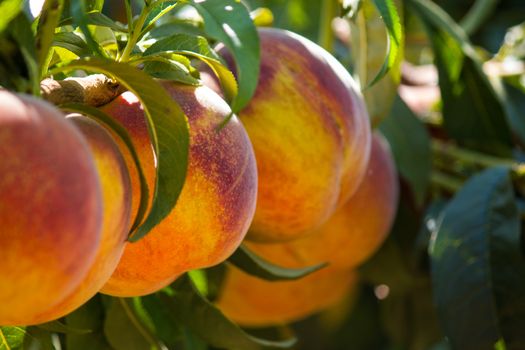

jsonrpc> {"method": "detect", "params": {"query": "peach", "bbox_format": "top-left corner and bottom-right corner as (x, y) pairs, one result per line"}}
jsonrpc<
(216, 265), (358, 327)
(217, 28), (371, 242)
(0, 92), (102, 325)
(243, 133), (398, 271)
(30, 115), (133, 323)
(100, 82), (257, 297)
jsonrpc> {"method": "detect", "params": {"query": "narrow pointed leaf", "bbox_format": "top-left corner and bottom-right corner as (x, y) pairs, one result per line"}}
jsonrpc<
(55, 58), (190, 241)
(163, 275), (296, 350)
(368, 0), (403, 87)
(184, 0), (259, 112)
(228, 244), (327, 281)
(0, 327), (25, 350)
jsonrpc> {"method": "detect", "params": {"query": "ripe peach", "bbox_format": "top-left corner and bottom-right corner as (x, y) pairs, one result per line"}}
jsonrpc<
(243, 133), (398, 271)
(30, 115), (132, 323)
(217, 28), (371, 242)
(0, 92), (102, 325)
(216, 265), (358, 327)
(100, 82), (257, 297)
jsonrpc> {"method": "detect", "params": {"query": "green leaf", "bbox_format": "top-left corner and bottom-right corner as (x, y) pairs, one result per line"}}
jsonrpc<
(430, 167), (525, 349)
(60, 103), (150, 235)
(0, 327), (25, 350)
(70, 1), (106, 57)
(0, 0), (23, 34)
(141, 294), (184, 348)
(228, 244), (327, 281)
(380, 95), (431, 207)
(184, 0), (259, 112)
(59, 12), (128, 32)
(22, 327), (54, 350)
(367, 0), (403, 87)
(141, 56), (200, 85)
(52, 32), (90, 57)
(37, 320), (90, 335)
(143, 33), (237, 100)
(65, 296), (113, 350)
(104, 298), (160, 350)
(407, 0), (513, 157)
(55, 58), (190, 242)
(35, 0), (64, 77)
(163, 275), (296, 350)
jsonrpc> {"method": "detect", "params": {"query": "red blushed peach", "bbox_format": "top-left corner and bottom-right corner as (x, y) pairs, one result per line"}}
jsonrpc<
(217, 28), (371, 242)
(29, 115), (133, 324)
(243, 133), (399, 272)
(0, 92), (102, 325)
(216, 265), (358, 327)
(100, 82), (257, 297)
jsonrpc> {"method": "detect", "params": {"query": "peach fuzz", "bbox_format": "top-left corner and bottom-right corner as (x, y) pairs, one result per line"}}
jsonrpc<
(244, 133), (399, 271)
(100, 82), (257, 297)
(30, 115), (133, 323)
(218, 28), (371, 242)
(0, 92), (102, 325)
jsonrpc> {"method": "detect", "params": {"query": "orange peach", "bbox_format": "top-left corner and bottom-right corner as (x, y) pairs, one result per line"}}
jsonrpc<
(244, 133), (398, 271)
(217, 28), (371, 242)
(216, 265), (358, 327)
(29, 115), (133, 323)
(100, 82), (257, 297)
(0, 92), (102, 325)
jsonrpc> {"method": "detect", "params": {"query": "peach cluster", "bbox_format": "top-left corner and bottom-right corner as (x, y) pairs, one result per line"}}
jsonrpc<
(0, 27), (398, 328)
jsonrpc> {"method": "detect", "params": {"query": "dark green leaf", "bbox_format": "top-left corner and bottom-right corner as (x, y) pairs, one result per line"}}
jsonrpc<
(9, 14), (39, 94)
(368, 0), (403, 87)
(0, 0), (23, 33)
(0, 327), (25, 350)
(141, 294), (184, 348)
(163, 275), (297, 349)
(407, 0), (513, 157)
(380, 95), (431, 207)
(430, 167), (525, 349)
(59, 12), (128, 32)
(35, 0), (64, 77)
(37, 320), (90, 335)
(228, 244), (327, 281)
(492, 78), (525, 147)
(22, 327), (54, 350)
(104, 298), (160, 350)
(185, 0), (259, 112)
(60, 103), (150, 236)
(52, 32), (90, 57)
(56, 58), (190, 241)
(65, 296), (112, 350)
(143, 33), (237, 100)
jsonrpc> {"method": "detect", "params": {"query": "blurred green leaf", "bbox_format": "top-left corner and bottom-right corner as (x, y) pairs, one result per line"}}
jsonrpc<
(37, 320), (90, 334)
(104, 298), (160, 350)
(163, 274), (297, 349)
(185, 0), (259, 112)
(22, 327), (54, 350)
(141, 294), (184, 348)
(65, 296), (112, 350)
(408, 0), (513, 157)
(380, 95), (431, 207)
(0, 0), (22, 33)
(367, 0), (403, 87)
(70, 1), (107, 57)
(59, 12), (128, 32)
(0, 327), (25, 350)
(141, 57), (200, 85)
(52, 32), (90, 57)
(228, 244), (327, 281)
(55, 58), (190, 242)
(430, 167), (525, 349)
